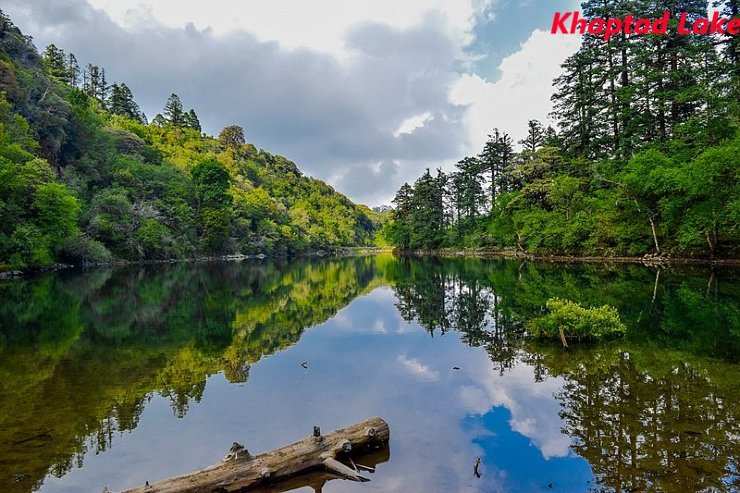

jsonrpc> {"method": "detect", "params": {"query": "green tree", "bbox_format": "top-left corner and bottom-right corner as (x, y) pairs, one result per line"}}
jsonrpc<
(409, 169), (445, 249)
(66, 53), (80, 86)
(620, 149), (675, 254)
(109, 83), (144, 122)
(163, 93), (185, 127)
(192, 159), (231, 210)
(218, 125), (246, 151)
(82, 64), (108, 104)
(673, 136), (740, 255)
(451, 157), (485, 223)
(151, 114), (167, 127)
(184, 109), (201, 132)
(479, 129), (513, 209)
(192, 159), (232, 251)
(388, 183), (414, 249)
(518, 120), (545, 153)
(42, 44), (68, 80)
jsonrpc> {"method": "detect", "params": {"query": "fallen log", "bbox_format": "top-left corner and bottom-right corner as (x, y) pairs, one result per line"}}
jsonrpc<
(120, 417), (390, 493)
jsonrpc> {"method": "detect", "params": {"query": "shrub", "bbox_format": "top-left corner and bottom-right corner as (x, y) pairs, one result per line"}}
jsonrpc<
(59, 235), (113, 264)
(527, 298), (626, 341)
(134, 219), (178, 259)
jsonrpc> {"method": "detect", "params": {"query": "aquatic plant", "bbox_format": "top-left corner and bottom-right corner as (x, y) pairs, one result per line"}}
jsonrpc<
(527, 298), (626, 341)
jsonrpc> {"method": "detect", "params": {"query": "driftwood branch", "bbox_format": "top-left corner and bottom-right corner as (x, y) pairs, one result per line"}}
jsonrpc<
(119, 417), (390, 493)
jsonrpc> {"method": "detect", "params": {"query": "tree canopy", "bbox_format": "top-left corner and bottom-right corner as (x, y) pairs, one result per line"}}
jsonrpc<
(0, 11), (379, 270)
(384, 0), (740, 258)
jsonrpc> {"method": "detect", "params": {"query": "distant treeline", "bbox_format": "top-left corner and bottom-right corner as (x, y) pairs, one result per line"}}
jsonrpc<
(0, 10), (383, 270)
(384, 0), (739, 258)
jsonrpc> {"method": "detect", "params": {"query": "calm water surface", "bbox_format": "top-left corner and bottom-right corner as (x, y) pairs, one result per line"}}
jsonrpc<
(0, 256), (738, 492)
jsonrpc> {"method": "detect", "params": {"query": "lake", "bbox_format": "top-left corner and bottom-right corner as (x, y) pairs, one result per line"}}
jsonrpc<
(0, 255), (738, 492)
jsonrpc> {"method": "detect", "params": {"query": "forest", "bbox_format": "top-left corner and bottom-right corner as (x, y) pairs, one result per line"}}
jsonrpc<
(384, 0), (740, 258)
(0, 10), (381, 271)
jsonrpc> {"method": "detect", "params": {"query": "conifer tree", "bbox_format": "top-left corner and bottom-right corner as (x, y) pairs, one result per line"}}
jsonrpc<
(184, 109), (201, 132)
(82, 64), (108, 104)
(163, 93), (185, 126)
(451, 157), (486, 224)
(410, 169), (445, 249)
(390, 183), (414, 249)
(479, 129), (513, 208)
(519, 120), (545, 153)
(66, 53), (79, 86)
(109, 82), (144, 122)
(151, 114), (167, 127)
(42, 44), (67, 80)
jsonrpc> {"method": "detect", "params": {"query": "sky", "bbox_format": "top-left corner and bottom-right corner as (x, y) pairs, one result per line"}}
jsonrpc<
(3, 0), (582, 206)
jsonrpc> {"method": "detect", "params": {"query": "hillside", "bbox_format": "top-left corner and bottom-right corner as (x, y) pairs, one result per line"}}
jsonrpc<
(0, 10), (378, 270)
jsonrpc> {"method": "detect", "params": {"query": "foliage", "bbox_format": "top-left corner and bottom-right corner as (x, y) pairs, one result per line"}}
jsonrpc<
(527, 298), (627, 341)
(385, 0), (740, 259)
(0, 91), (82, 268)
(0, 12), (380, 269)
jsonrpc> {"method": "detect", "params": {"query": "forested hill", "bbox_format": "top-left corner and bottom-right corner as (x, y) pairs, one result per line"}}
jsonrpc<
(385, 0), (739, 259)
(0, 11), (379, 271)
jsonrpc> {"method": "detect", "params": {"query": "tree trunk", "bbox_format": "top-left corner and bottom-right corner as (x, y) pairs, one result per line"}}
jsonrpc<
(491, 166), (496, 210)
(652, 268), (660, 305)
(649, 215), (660, 253)
(119, 417), (390, 493)
(705, 225), (718, 255)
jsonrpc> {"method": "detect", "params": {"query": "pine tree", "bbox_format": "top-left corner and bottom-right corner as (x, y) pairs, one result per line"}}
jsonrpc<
(42, 44), (67, 80)
(713, 0), (740, 113)
(551, 45), (610, 159)
(163, 93), (185, 127)
(66, 53), (79, 86)
(82, 64), (108, 104)
(410, 169), (445, 249)
(519, 120), (545, 153)
(555, 0), (722, 157)
(479, 129), (513, 209)
(451, 157), (486, 224)
(151, 114), (167, 127)
(184, 109), (201, 132)
(390, 183), (414, 249)
(109, 82), (144, 122)
(542, 126), (560, 148)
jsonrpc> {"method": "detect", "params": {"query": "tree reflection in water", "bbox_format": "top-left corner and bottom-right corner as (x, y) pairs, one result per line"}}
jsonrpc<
(0, 256), (382, 493)
(389, 257), (740, 492)
(1, 256), (738, 492)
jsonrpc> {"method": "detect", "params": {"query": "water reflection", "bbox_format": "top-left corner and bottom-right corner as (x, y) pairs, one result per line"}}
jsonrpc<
(389, 257), (740, 492)
(529, 346), (740, 492)
(0, 257), (383, 493)
(0, 256), (738, 492)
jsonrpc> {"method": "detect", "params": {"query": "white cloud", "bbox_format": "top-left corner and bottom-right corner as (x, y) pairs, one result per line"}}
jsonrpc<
(394, 112), (434, 138)
(451, 29), (582, 152)
(86, 0), (496, 59)
(459, 360), (573, 459)
(397, 355), (440, 381)
(5, 1), (583, 205)
(371, 319), (387, 333)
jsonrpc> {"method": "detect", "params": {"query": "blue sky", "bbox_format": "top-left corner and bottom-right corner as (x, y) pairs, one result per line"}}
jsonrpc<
(4, 0), (583, 205)
(466, 0), (580, 79)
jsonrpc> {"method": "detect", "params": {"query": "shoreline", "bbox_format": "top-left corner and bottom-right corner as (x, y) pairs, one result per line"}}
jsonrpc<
(394, 248), (740, 267)
(0, 247), (394, 280)
(2, 246), (737, 279)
